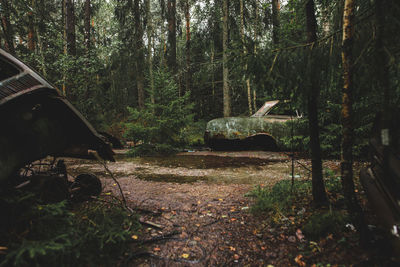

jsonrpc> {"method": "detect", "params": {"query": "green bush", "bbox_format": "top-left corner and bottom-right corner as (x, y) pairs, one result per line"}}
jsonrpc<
(302, 210), (347, 240)
(0, 188), (140, 267)
(246, 180), (311, 214)
(124, 69), (194, 155)
(126, 143), (179, 157)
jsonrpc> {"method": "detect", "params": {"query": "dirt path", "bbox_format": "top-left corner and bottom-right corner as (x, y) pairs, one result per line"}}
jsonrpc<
(65, 151), (362, 266)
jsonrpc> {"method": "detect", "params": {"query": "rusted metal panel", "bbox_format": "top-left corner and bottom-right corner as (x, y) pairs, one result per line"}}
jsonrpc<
(0, 48), (114, 183)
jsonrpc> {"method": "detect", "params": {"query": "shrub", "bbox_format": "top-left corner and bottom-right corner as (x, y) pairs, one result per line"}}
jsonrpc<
(302, 210), (347, 240)
(124, 69), (194, 155)
(0, 187), (140, 267)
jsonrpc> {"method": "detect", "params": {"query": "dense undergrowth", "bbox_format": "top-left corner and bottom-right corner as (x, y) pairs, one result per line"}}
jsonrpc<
(0, 187), (140, 267)
(247, 168), (348, 241)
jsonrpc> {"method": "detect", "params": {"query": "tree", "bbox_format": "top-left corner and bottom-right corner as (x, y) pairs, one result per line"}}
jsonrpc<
(184, 0), (191, 95)
(28, 0), (35, 51)
(146, 0), (155, 105)
(84, 0), (91, 52)
(167, 0), (176, 74)
(133, 0), (145, 109)
(222, 0), (231, 117)
(305, 0), (328, 206)
(0, 0), (15, 54)
(341, 0), (370, 245)
(271, 0), (280, 46)
(65, 0), (76, 56)
(240, 0), (252, 115)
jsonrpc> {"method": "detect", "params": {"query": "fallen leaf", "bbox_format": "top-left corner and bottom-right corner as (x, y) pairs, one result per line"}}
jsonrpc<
(294, 254), (306, 267)
(181, 253), (189, 258)
(218, 198), (223, 201)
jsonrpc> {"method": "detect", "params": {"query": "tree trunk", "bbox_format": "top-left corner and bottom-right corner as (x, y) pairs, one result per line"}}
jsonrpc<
(134, 0), (145, 109)
(146, 0), (155, 105)
(240, 0), (252, 116)
(167, 0), (176, 74)
(0, 0), (15, 54)
(222, 0), (231, 117)
(184, 0), (191, 95)
(160, 0), (166, 68)
(271, 0), (280, 46)
(28, 0), (35, 51)
(305, 0), (328, 206)
(65, 0), (76, 56)
(341, 0), (370, 245)
(84, 0), (91, 52)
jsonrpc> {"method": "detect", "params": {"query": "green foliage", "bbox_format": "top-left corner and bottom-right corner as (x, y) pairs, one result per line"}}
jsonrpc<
(247, 169), (343, 215)
(246, 180), (311, 214)
(0, 188), (140, 267)
(127, 143), (179, 157)
(124, 69), (194, 154)
(302, 210), (347, 241)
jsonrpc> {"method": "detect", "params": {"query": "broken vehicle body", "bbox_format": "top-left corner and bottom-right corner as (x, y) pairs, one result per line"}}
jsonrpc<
(360, 110), (400, 257)
(204, 100), (302, 151)
(0, 48), (114, 184)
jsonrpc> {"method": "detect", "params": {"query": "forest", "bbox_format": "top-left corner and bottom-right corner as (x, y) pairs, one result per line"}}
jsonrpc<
(0, 0), (400, 266)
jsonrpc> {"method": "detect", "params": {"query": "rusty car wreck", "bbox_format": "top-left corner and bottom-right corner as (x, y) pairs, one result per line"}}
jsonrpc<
(360, 111), (400, 257)
(204, 100), (302, 151)
(0, 48), (114, 200)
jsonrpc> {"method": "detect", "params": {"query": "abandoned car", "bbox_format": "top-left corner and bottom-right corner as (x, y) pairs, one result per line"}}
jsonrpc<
(204, 100), (303, 151)
(360, 110), (400, 257)
(0, 48), (114, 199)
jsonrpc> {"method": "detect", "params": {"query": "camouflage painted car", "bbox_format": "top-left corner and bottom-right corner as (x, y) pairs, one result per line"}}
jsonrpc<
(204, 100), (302, 151)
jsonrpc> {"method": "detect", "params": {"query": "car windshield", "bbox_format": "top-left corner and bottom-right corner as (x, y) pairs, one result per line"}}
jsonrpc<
(267, 102), (298, 117)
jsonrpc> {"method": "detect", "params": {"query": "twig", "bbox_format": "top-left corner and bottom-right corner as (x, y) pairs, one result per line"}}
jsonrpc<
(92, 152), (130, 212)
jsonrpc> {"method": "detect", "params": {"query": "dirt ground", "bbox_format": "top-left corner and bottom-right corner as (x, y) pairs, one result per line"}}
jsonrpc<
(65, 150), (370, 266)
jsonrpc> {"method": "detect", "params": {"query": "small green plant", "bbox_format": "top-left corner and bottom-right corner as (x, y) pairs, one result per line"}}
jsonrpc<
(127, 143), (179, 157)
(246, 180), (311, 214)
(0, 187), (140, 267)
(302, 210), (347, 241)
(124, 69), (194, 156)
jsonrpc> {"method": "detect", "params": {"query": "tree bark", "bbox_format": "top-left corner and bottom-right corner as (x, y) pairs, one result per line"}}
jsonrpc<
(65, 0), (76, 56)
(0, 0), (15, 54)
(84, 0), (91, 52)
(341, 0), (370, 245)
(305, 0), (328, 206)
(184, 0), (191, 95)
(271, 0), (280, 46)
(240, 0), (252, 116)
(28, 0), (35, 51)
(133, 0), (145, 109)
(167, 0), (176, 74)
(222, 0), (231, 117)
(146, 0), (155, 105)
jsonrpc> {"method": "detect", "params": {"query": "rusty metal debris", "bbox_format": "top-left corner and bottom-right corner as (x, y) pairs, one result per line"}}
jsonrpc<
(0, 48), (114, 184)
(204, 100), (301, 151)
(360, 110), (400, 258)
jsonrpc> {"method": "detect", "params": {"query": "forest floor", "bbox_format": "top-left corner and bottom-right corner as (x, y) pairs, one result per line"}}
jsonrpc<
(65, 150), (385, 266)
